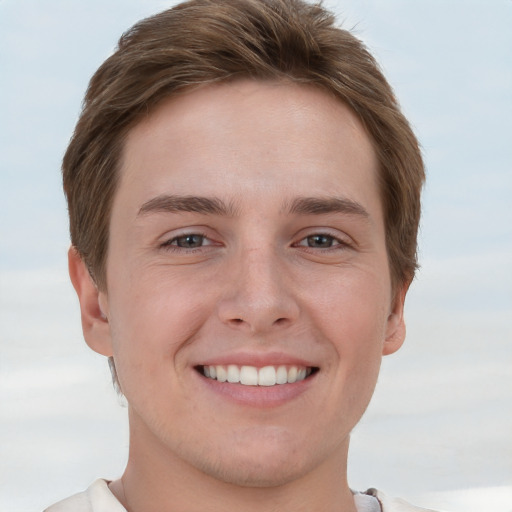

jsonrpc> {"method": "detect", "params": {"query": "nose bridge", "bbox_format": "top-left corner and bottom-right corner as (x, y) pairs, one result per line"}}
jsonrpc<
(217, 242), (299, 332)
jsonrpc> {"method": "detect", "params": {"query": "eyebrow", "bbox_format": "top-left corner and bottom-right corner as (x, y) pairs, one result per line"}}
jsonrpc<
(138, 194), (238, 217)
(138, 194), (369, 219)
(285, 196), (369, 218)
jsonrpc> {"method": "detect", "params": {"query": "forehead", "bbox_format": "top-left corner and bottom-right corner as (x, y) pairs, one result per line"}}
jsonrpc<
(117, 79), (379, 211)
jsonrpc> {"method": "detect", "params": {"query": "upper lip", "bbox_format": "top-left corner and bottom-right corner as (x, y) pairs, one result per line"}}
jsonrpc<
(194, 351), (319, 369)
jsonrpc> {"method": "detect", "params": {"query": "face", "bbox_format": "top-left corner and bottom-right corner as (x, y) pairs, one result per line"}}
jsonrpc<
(74, 80), (406, 487)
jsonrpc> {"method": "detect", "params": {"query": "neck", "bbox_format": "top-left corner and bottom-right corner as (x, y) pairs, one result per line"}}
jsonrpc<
(110, 409), (358, 512)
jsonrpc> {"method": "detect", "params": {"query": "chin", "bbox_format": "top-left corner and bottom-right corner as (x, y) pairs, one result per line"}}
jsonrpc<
(199, 455), (311, 488)
(188, 427), (321, 488)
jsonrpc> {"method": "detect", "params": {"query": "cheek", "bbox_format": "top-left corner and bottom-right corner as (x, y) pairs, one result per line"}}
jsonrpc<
(106, 271), (212, 388)
(309, 269), (390, 349)
(110, 263), (211, 335)
(309, 270), (389, 397)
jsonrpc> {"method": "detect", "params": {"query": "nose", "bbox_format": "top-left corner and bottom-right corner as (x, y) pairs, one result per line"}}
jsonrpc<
(216, 246), (300, 334)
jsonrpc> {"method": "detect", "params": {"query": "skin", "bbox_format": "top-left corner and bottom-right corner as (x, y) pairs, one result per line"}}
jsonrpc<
(69, 80), (408, 512)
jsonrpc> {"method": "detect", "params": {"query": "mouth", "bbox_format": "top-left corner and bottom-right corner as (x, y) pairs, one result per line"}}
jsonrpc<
(196, 364), (319, 387)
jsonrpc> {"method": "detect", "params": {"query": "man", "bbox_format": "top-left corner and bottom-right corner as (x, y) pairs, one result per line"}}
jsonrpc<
(46, 0), (434, 510)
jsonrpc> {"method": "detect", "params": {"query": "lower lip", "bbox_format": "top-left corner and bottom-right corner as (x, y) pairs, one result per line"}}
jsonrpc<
(196, 371), (316, 408)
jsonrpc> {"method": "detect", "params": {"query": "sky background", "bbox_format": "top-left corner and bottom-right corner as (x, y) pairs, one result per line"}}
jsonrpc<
(0, 1), (511, 511)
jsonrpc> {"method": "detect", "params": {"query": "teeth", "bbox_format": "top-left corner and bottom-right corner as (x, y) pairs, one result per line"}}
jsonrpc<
(216, 365), (227, 382)
(201, 364), (313, 386)
(227, 364), (239, 383)
(276, 365), (288, 384)
(258, 366), (276, 386)
(240, 366), (258, 385)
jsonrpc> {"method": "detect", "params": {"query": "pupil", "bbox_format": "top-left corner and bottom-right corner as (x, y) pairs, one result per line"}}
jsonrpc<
(178, 235), (203, 248)
(308, 234), (332, 248)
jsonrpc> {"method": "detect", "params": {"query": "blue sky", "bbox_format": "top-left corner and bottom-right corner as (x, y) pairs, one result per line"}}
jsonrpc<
(0, 1), (511, 511)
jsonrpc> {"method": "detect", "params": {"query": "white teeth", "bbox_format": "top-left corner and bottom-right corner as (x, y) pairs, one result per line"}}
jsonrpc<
(227, 365), (239, 383)
(201, 364), (314, 386)
(258, 366), (276, 386)
(276, 365), (288, 384)
(216, 366), (227, 382)
(287, 366), (297, 383)
(240, 366), (258, 385)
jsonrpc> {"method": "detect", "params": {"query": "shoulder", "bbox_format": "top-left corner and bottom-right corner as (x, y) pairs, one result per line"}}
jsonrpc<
(364, 488), (440, 512)
(44, 479), (126, 512)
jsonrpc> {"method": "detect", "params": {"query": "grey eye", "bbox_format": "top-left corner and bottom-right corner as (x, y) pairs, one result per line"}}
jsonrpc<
(306, 234), (336, 248)
(175, 234), (205, 248)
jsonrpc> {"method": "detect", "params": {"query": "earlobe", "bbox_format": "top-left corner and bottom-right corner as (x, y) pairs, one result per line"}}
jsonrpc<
(68, 246), (113, 357)
(382, 282), (409, 356)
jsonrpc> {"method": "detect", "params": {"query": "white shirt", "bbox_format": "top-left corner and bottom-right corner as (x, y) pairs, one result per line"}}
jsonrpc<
(44, 479), (438, 512)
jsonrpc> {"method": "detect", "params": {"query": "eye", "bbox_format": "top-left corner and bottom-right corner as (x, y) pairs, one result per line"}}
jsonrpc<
(173, 234), (205, 248)
(162, 233), (213, 250)
(297, 234), (341, 249)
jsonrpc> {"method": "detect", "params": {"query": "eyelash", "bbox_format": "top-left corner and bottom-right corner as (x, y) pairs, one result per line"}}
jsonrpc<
(294, 233), (347, 250)
(160, 232), (212, 252)
(160, 232), (349, 252)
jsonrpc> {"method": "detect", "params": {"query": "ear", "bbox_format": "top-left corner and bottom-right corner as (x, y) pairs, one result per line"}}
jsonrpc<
(382, 281), (409, 356)
(68, 246), (113, 357)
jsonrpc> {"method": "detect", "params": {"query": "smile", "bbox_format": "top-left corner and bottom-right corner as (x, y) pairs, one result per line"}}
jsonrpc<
(198, 365), (317, 386)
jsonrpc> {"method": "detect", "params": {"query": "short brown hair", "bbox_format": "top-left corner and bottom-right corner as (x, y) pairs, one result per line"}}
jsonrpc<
(63, 0), (424, 290)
